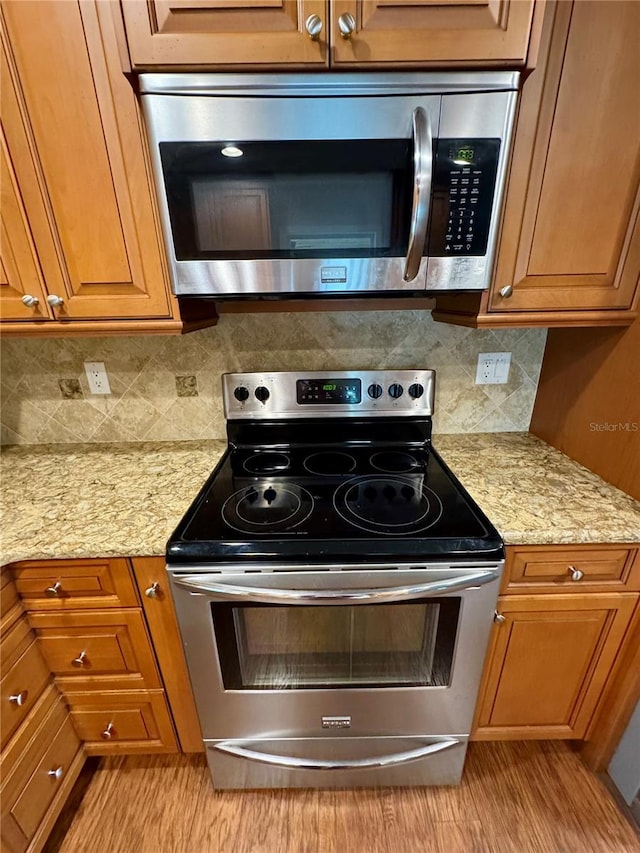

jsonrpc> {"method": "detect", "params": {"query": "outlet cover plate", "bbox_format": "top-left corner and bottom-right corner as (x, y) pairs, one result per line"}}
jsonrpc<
(84, 361), (111, 395)
(475, 352), (511, 385)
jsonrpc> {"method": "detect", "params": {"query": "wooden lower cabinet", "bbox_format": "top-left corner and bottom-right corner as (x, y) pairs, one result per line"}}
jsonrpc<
(473, 592), (638, 740)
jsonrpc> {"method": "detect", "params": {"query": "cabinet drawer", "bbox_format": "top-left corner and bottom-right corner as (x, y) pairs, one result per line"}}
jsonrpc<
(1, 567), (19, 620)
(30, 609), (161, 690)
(504, 546), (640, 593)
(1, 689), (82, 853)
(67, 690), (178, 754)
(12, 558), (139, 610)
(1, 622), (51, 749)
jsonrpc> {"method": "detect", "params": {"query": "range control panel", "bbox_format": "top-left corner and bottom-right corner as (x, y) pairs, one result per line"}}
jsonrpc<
(428, 139), (501, 257)
(223, 370), (435, 420)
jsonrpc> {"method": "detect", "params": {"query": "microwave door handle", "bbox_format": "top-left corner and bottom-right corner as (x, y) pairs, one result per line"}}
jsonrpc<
(173, 569), (499, 604)
(213, 737), (460, 771)
(403, 107), (433, 283)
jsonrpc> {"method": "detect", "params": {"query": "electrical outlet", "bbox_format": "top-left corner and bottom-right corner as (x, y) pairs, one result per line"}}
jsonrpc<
(84, 361), (111, 395)
(475, 352), (511, 385)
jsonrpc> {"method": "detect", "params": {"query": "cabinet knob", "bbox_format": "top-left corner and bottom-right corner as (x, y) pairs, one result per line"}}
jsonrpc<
(9, 690), (28, 707)
(101, 723), (115, 740)
(568, 565), (584, 582)
(72, 651), (88, 668)
(21, 294), (39, 307)
(493, 611), (506, 624)
(46, 294), (64, 308)
(499, 285), (513, 298)
(305, 14), (323, 41)
(48, 766), (64, 781)
(45, 581), (63, 597)
(145, 582), (160, 599)
(338, 12), (356, 39)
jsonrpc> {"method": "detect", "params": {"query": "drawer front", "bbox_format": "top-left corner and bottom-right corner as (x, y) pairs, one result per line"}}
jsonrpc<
(30, 609), (161, 689)
(1, 567), (19, 621)
(67, 690), (178, 754)
(11, 716), (81, 840)
(1, 690), (82, 851)
(1, 636), (51, 749)
(504, 546), (640, 592)
(12, 558), (139, 610)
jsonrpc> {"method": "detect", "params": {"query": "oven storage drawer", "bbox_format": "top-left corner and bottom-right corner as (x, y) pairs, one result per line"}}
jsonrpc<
(205, 735), (468, 789)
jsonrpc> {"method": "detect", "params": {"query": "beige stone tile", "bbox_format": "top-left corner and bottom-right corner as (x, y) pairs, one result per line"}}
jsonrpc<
(435, 365), (498, 430)
(102, 391), (163, 439)
(14, 370), (65, 416)
(125, 363), (178, 415)
(154, 333), (211, 374)
(498, 378), (538, 430)
(35, 415), (86, 444)
(89, 417), (137, 443)
(473, 408), (519, 433)
(0, 339), (46, 390)
(0, 423), (23, 445)
(79, 373), (129, 417)
(48, 399), (106, 442)
(0, 394), (51, 442)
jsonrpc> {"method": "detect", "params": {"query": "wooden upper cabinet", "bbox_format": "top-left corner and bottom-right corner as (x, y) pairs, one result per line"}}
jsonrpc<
(331, 0), (537, 66)
(0, 1), (172, 322)
(120, 0), (329, 68)
(490, 0), (640, 315)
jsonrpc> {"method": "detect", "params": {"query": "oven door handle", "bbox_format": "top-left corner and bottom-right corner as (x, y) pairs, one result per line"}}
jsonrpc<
(213, 737), (460, 771)
(173, 569), (499, 605)
(403, 106), (433, 283)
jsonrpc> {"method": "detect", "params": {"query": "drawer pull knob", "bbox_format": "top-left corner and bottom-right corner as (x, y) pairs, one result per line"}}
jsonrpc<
(9, 690), (28, 706)
(72, 651), (88, 668)
(145, 582), (160, 599)
(48, 766), (64, 781)
(499, 285), (513, 298)
(21, 294), (39, 307)
(101, 723), (115, 740)
(305, 13), (323, 41)
(338, 12), (356, 39)
(568, 565), (584, 582)
(46, 294), (64, 308)
(493, 611), (506, 624)
(45, 582), (63, 597)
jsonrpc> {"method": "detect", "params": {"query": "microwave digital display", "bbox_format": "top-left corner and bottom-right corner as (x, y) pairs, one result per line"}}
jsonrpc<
(297, 379), (362, 405)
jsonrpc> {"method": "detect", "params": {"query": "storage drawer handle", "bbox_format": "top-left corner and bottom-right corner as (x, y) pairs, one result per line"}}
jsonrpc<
(9, 690), (28, 706)
(45, 581), (63, 597)
(145, 582), (160, 599)
(72, 651), (88, 668)
(48, 766), (64, 781)
(568, 565), (584, 582)
(101, 723), (115, 740)
(214, 738), (460, 771)
(493, 611), (506, 624)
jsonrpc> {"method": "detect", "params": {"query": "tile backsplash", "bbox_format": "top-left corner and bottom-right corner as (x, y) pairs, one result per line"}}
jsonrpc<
(1, 311), (546, 445)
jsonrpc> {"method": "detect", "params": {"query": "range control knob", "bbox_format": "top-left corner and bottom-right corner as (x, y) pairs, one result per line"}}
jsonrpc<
(367, 383), (383, 399)
(408, 383), (424, 400)
(388, 383), (403, 399)
(233, 386), (250, 402)
(254, 386), (270, 403)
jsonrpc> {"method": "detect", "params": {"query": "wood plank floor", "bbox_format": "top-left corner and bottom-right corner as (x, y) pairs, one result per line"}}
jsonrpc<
(51, 742), (639, 853)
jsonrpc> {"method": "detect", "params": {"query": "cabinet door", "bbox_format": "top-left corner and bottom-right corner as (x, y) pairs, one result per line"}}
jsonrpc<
(474, 593), (638, 740)
(490, 0), (640, 314)
(121, 0), (328, 68)
(331, 0), (536, 66)
(1, 1), (172, 321)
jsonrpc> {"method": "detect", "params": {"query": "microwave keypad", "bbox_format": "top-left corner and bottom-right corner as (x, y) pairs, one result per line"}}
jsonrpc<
(428, 139), (501, 258)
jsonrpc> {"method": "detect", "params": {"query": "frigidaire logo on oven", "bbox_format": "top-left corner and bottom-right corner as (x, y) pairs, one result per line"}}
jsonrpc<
(322, 716), (352, 729)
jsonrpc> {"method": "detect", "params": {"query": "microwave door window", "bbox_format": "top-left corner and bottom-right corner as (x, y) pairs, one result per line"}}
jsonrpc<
(160, 141), (413, 261)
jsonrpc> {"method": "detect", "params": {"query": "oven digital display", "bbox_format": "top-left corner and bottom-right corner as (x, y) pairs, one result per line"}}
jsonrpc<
(297, 379), (361, 404)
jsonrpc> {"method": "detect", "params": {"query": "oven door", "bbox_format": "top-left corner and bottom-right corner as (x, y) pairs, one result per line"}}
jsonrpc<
(168, 563), (502, 741)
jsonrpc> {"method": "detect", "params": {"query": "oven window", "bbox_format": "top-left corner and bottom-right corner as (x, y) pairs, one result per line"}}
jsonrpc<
(159, 141), (413, 261)
(211, 599), (460, 690)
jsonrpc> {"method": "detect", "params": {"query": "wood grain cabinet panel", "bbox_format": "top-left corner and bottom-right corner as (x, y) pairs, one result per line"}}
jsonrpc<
(474, 592), (638, 740)
(0, 1), (173, 323)
(13, 558), (139, 611)
(331, 0), (537, 66)
(121, 0), (328, 68)
(489, 0), (640, 315)
(1, 619), (51, 749)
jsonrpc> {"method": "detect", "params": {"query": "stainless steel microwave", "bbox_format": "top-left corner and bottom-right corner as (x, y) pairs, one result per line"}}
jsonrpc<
(140, 73), (519, 298)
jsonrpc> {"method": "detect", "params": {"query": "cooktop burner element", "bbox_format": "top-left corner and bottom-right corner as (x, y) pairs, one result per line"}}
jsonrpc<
(168, 370), (504, 564)
(333, 475), (443, 535)
(222, 484), (314, 533)
(370, 451), (419, 473)
(243, 452), (290, 474)
(303, 451), (357, 476)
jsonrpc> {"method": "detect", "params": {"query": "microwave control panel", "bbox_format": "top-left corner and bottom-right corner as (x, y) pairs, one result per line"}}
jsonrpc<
(428, 139), (501, 257)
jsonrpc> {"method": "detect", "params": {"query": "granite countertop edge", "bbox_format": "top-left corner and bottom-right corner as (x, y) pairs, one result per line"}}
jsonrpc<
(2, 433), (639, 568)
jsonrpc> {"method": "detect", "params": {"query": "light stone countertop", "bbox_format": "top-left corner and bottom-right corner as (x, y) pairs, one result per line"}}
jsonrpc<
(1, 433), (639, 567)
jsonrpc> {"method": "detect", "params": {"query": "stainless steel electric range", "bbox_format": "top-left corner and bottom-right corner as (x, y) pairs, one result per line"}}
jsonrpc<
(166, 370), (504, 789)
